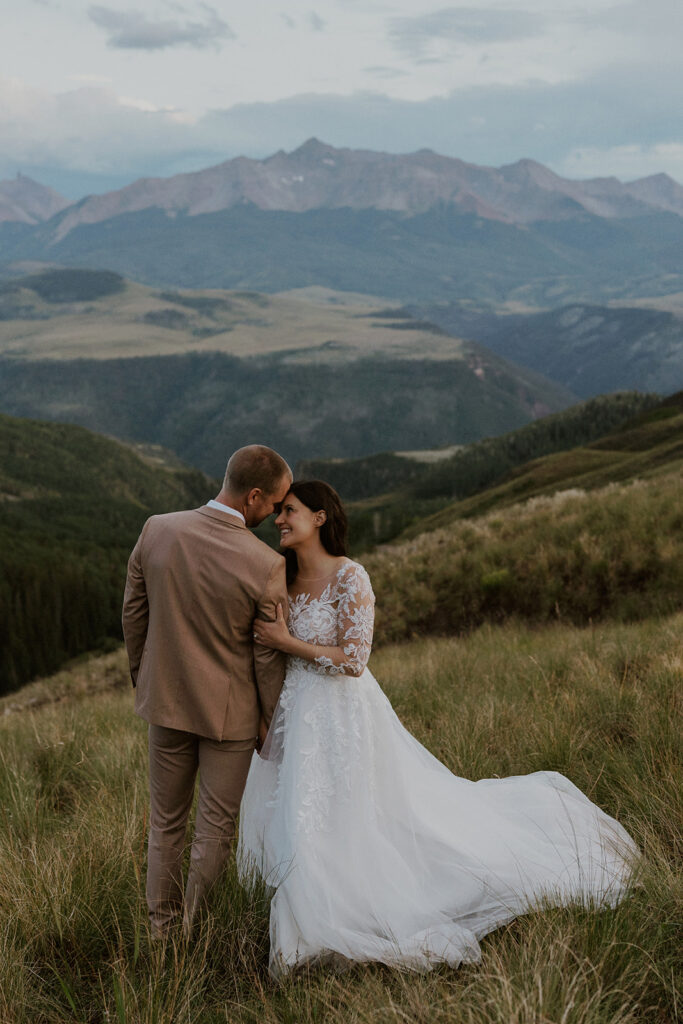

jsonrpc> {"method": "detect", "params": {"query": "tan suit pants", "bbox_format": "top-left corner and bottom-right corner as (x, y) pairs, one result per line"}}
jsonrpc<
(146, 724), (255, 934)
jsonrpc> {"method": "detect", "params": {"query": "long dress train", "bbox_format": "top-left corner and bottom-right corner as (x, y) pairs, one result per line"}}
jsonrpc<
(237, 561), (638, 977)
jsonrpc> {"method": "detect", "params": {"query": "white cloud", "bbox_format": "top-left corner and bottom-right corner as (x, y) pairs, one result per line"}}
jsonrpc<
(88, 3), (235, 51)
(0, 76), (201, 176)
(557, 144), (683, 183)
(0, 1), (681, 195)
(388, 7), (544, 59)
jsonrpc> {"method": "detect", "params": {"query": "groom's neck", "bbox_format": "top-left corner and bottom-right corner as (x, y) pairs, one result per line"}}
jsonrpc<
(215, 489), (247, 516)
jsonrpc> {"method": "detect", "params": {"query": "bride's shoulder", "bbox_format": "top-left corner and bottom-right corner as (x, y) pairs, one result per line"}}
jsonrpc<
(336, 559), (374, 596)
(336, 557), (368, 577)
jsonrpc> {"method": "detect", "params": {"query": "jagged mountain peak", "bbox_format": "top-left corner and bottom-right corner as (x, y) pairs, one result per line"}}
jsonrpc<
(630, 171), (677, 186)
(291, 137), (337, 157)
(0, 174), (70, 225)
(623, 171), (683, 212)
(4, 141), (682, 243)
(498, 158), (567, 189)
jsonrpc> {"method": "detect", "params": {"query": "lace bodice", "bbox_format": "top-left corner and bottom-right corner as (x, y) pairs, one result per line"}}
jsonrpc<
(287, 560), (375, 676)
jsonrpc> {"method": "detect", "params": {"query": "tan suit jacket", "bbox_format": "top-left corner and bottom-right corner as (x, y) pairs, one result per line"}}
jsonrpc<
(122, 504), (287, 741)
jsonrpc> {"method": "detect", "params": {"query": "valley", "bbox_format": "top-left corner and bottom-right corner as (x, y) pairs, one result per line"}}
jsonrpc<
(0, 269), (575, 471)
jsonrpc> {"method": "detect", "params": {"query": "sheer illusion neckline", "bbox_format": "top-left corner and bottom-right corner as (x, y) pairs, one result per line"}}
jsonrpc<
(288, 559), (354, 606)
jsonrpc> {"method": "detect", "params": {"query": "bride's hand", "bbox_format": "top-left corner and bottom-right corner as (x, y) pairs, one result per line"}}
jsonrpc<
(253, 603), (291, 652)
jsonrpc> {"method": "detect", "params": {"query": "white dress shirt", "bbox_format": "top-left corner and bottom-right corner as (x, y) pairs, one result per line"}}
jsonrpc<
(207, 499), (246, 524)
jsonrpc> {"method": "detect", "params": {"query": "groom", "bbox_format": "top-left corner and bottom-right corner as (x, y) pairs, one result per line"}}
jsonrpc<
(122, 444), (292, 938)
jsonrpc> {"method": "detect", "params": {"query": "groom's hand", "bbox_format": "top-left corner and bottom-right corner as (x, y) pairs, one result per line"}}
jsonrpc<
(256, 716), (268, 755)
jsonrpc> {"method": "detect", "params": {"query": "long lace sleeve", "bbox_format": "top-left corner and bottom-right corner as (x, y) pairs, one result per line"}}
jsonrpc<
(314, 564), (375, 677)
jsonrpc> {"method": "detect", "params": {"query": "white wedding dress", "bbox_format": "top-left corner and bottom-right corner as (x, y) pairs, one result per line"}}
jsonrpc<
(237, 560), (638, 978)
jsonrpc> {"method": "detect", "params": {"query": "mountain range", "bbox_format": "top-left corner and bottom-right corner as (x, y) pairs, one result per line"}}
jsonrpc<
(2, 141), (682, 307)
(3, 140), (683, 234)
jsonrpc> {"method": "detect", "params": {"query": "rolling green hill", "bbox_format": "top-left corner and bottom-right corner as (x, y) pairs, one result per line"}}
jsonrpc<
(0, 414), (216, 693)
(255, 394), (683, 635)
(300, 392), (658, 501)
(352, 391), (683, 647)
(404, 390), (683, 535)
(4, 390), (680, 692)
(300, 392), (659, 548)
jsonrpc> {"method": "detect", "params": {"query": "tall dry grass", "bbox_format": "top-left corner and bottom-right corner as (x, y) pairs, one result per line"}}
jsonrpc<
(0, 613), (680, 1023)
(365, 474), (683, 644)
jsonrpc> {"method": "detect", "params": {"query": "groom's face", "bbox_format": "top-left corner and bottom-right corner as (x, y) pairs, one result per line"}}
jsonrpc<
(245, 474), (292, 527)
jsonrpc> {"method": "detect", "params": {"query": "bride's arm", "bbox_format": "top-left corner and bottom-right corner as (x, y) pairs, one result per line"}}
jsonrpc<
(253, 565), (375, 677)
(312, 564), (375, 676)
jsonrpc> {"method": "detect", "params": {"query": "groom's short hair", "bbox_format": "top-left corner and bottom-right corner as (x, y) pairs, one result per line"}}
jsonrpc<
(224, 445), (291, 496)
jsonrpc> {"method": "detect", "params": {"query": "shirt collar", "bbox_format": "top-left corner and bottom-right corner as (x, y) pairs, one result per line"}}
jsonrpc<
(206, 499), (246, 524)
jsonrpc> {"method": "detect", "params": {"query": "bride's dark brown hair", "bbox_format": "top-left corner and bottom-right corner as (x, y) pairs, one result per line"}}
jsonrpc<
(283, 480), (348, 584)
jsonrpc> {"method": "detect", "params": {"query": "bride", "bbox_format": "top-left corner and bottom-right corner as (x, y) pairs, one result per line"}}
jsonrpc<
(238, 480), (638, 978)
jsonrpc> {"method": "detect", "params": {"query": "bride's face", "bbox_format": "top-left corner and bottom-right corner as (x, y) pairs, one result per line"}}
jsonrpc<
(274, 493), (322, 549)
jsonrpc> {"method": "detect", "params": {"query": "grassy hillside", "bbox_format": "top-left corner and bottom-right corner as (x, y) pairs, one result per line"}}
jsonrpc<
(0, 614), (679, 1022)
(300, 391), (660, 550)
(407, 390), (683, 534)
(0, 414), (215, 693)
(353, 398), (683, 648)
(363, 470), (683, 648)
(2, 382), (681, 1020)
(4, 391), (680, 692)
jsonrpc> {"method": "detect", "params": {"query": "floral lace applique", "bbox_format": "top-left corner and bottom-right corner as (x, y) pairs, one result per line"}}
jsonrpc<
(287, 562), (375, 677)
(297, 692), (364, 833)
(263, 562), (377, 833)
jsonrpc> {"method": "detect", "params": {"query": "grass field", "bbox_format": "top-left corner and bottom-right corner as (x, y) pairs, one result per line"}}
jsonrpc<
(365, 470), (683, 645)
(0, 277), (464, 363)
(1, 612), (680, 1023)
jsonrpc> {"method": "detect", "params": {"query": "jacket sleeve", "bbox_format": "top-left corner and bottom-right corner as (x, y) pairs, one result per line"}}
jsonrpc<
(252, 557), (288, 726)
(121, 522), (150, 687)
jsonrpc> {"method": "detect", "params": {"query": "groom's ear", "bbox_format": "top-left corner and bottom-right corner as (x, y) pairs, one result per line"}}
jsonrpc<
(246, 487), (263, 506)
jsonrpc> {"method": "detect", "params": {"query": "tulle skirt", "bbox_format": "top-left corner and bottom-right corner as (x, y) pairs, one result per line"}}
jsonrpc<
(237, 664), (638, 978)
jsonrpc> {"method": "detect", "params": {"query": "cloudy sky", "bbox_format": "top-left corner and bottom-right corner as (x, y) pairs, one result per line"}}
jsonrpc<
(1, 0), (681, 198)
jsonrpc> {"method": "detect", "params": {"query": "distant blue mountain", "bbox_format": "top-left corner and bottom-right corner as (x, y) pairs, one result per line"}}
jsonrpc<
(1, 141), (682, 306)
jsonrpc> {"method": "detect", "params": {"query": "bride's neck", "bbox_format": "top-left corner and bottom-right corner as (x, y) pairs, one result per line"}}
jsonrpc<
(294, 541), (339, 581)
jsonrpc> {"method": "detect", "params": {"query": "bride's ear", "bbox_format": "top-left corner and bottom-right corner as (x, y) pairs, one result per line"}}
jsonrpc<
(314, 511), (327, 527)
